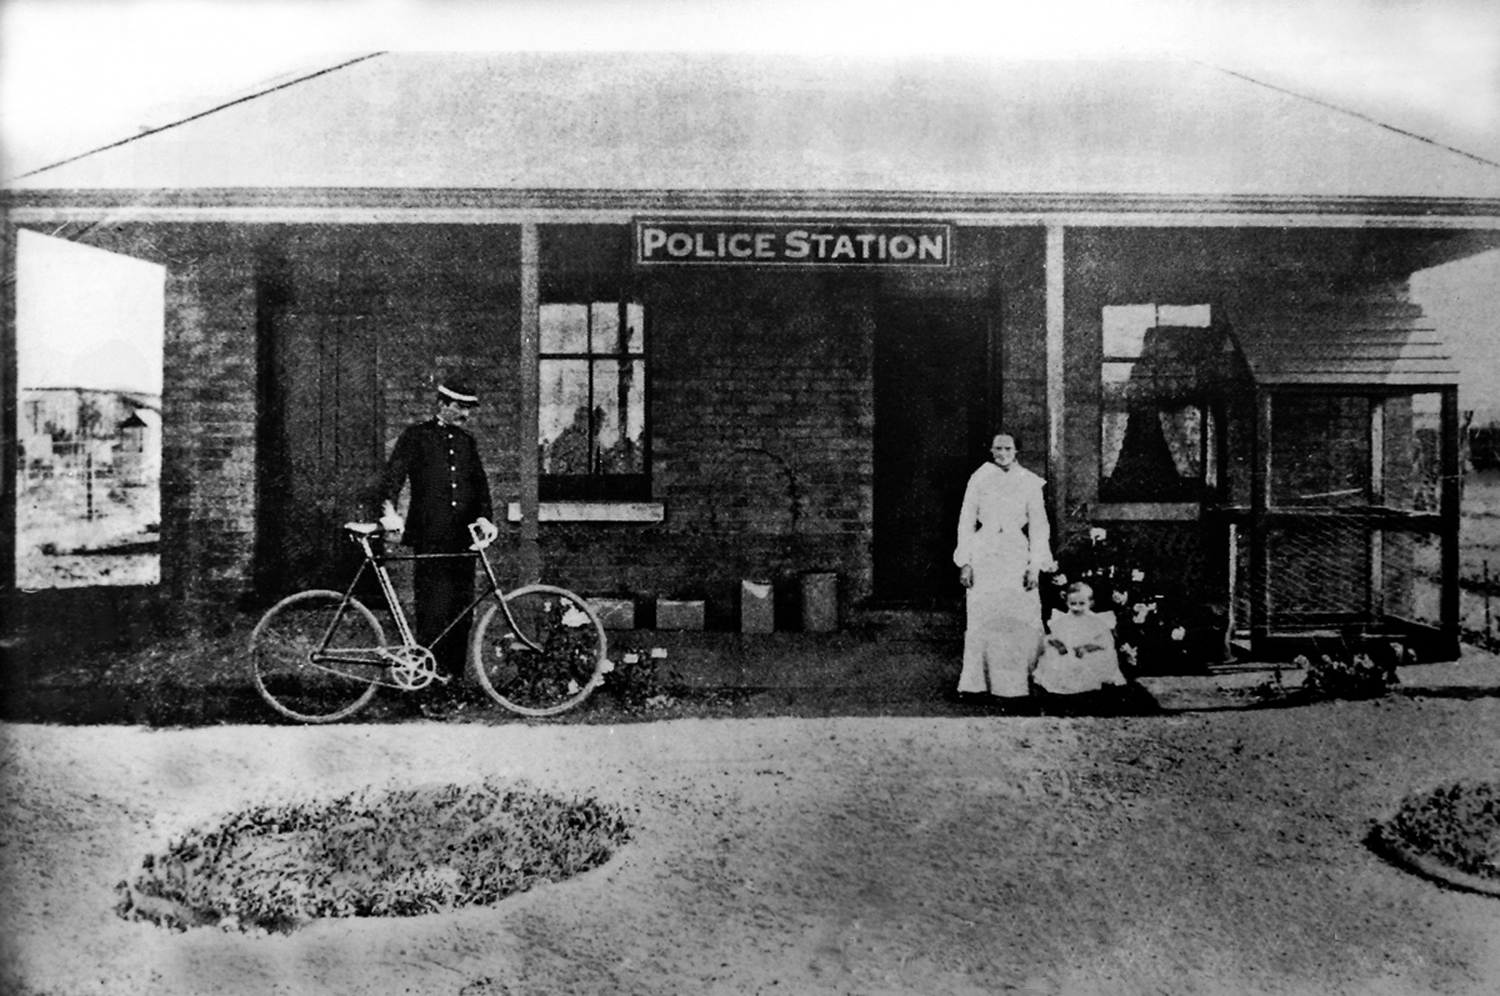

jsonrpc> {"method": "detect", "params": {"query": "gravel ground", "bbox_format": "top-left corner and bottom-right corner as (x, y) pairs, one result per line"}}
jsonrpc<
(2, 694), (1499, 996)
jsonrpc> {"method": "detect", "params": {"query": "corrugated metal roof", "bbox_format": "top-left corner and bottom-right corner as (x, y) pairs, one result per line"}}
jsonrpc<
(10, 53), (1500, 203)
(1233, 327), (1460, 386)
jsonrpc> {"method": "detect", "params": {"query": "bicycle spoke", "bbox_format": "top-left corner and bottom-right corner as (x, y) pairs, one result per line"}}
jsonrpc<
(250, 591), (384, 722)
(471, 586), (607, 717)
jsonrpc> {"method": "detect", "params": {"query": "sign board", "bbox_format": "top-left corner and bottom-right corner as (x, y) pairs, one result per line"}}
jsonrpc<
(635, 220), (952, 267)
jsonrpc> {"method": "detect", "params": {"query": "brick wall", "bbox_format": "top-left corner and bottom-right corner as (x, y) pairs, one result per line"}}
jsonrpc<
(537, 270), (876, 616)
(24, 221), (1043, 626)
(70, 224), (262, 621)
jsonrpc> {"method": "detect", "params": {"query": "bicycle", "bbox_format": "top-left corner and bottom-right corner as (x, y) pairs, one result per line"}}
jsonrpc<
(249, 521), (610, 723)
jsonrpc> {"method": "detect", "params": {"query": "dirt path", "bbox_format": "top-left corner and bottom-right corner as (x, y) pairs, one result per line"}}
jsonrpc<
(3, 696), (1499, 995)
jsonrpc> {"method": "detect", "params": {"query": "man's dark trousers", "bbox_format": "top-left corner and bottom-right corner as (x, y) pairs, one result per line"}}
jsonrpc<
(415, 553), (476, 681)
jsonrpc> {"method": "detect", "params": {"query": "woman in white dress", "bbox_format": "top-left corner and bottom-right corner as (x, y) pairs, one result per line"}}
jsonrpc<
(953, 433), (1053, 701)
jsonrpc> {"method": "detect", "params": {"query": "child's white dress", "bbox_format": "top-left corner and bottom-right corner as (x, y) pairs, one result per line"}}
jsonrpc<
(1033, 609), (1126, 694)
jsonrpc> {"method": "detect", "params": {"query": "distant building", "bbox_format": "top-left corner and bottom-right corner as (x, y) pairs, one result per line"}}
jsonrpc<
(17, 386), (161, 479)
(114, 407), (162, 484)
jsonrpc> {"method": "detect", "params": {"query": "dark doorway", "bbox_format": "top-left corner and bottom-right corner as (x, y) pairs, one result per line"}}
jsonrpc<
(873, 298), (993, 604)
(258, 312), (383, 596)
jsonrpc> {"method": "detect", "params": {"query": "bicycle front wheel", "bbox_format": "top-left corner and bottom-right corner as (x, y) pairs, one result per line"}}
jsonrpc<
(471, 585), (608, 717)
(250, 590), (385, 723)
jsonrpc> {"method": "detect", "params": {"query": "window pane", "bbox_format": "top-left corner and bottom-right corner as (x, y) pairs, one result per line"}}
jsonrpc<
(1103, 348), (1203, 501)
(1157, 304), (1211, 327)
(624, 303), (644, 354)
(1204, 407), (1218, 490)
(1102, 304), (1156, 358)
(1101, 360), (1133, 479)
(540, 303), (588, 353)
(591, 302), (619, 353)
(592, 359), (645, 474)
(539, 359), (592, 474)
(1102, 405), (1203, 500)
(1158, 406), (1202, 479)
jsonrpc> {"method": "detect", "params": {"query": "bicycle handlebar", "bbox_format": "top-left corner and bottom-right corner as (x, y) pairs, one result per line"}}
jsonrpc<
(468, 520), (497, 551)
(343, 520), (495, 553)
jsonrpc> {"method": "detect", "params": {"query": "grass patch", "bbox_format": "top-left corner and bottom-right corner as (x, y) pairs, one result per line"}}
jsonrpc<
(1375, 780), (1500, 883)
(116, 779), (631, 933)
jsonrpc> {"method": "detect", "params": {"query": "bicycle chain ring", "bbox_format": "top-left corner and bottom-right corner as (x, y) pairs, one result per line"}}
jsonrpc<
(381, 646), (439, 690)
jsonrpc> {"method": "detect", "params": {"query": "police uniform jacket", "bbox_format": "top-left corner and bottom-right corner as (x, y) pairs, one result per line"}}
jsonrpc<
(380, 418), (494, 552)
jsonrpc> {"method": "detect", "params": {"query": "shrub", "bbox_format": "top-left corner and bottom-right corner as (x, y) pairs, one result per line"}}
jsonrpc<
(1376, 780), (1500, 882)
(115, 779), (631, 933)
(601, 649), (675, 711)
(1296, 636), (1406, 701)
(1047, 526), (1205, 675)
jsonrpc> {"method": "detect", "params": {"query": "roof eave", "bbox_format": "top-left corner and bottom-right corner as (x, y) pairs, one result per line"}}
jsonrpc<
(7, 187), (1500, 223)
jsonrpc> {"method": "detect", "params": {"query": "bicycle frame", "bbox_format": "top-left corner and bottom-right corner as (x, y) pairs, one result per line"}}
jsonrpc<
(310, 526), (526, 685)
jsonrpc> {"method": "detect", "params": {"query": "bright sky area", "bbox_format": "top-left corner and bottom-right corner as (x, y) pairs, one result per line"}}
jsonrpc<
(15, 231), (164, 395)
(2, 0), (1497, 407)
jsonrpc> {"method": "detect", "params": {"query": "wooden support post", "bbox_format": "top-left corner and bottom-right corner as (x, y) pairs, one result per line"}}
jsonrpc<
(0, 215), (15, 596)
(1440, 386), (1461, 658)
(1484, 560), (1491, 649)
(1251, 389), (1272, 650)
(1045, 224), (1066, 530)
(518, 223), (541, 585)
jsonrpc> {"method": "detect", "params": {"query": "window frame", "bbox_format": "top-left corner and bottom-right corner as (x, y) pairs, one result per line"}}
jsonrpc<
(1097, 303), (1219, 506)
(538, 298), (652, 502)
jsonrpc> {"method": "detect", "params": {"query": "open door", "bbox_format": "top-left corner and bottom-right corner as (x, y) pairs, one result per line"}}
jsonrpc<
(873, 298), (992, 605)
(13, 230), (164, 590)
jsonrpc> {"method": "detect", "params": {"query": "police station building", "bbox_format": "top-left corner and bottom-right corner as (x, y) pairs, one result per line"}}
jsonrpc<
(6, 53), (1500, 660)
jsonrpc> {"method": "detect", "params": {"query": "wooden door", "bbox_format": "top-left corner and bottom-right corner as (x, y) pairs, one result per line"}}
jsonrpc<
(259, 313), (382, 595)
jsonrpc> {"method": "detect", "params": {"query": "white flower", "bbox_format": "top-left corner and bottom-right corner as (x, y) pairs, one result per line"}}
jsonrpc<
(567, 679), (581, 694)
(650, 647), (669, 659)
(561, 606), (591, 627)
(623, 652), (640, 664)
(1170, 626), (1186, 641)
(600, 657), (617, 673)
(1089, 527), (1107, 543)
(1131, 569), (1146, 583)
(1052, 573), (1069, 586)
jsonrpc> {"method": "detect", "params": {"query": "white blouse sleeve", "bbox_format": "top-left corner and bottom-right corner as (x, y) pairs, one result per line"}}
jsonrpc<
(1026, 476), (1054, 572)
(953, 471), (981, 567)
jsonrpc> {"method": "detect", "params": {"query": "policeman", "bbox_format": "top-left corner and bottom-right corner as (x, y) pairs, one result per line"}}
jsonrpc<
(378, 379), (499, 692)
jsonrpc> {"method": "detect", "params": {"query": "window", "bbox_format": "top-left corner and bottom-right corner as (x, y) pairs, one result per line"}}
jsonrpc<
(539, 300), (648, 500)
(1099, 303), (1218, 503)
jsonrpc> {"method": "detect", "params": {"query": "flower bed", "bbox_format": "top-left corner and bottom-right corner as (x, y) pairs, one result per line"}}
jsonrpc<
(115, 779), (631, 932)
(1046, 527), (1223, 676)
(1373, 781), (1500, 897)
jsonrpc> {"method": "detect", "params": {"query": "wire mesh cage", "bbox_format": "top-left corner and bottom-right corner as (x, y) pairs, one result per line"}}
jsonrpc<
(1236, 389), (1448, 646)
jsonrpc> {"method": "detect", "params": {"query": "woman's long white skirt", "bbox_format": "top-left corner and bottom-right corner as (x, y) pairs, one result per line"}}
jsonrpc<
(958, 570), (1043, 698)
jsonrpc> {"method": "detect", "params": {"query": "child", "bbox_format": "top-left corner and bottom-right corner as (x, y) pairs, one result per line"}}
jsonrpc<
(1033, 581), (1127, 695)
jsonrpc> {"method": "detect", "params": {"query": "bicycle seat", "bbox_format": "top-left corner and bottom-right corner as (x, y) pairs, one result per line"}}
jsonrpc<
(343, 522), (381, 536)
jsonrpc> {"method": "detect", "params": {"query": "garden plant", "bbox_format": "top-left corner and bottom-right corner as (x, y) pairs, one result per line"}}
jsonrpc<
(115, 779), (631, 933)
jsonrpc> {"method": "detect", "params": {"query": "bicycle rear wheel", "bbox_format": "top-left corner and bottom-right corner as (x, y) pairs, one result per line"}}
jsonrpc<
(470, 585), (608, 717)
(250, 590), (385, 723)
